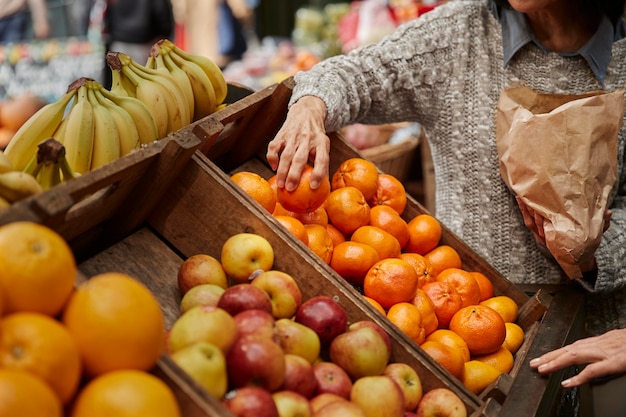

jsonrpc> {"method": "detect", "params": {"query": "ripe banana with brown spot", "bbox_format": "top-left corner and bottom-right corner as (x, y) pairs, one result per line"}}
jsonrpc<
(63, 83), (95, 175)
(87, 87), (121, 170)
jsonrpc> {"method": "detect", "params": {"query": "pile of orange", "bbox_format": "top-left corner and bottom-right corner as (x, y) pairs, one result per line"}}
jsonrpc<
(231, 157), (526, 397)
(0, 221), (180, 416)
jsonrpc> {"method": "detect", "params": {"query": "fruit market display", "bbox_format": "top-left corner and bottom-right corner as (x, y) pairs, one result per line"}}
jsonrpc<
(1, 38), (227, 197)
(0, 221), (181, 416)
(230, 157), (526, 396)
(172, 231), (469, 417)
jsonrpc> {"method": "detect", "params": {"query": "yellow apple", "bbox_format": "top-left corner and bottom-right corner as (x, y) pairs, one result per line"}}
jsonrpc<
(221, 233), (274, 283)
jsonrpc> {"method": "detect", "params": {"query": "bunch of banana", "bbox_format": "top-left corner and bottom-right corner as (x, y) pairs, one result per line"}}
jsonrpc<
(146, 38), (227, 121)
(23, 138), (77, 191)
(107, 51), (191, 138)
(0, 149), (42, 207)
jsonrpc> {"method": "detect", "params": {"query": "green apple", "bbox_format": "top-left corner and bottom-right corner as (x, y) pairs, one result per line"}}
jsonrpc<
(274, 318), (321, 364)
(329, 326), (390, 379)
(221, 233), (274, 283)
(170, 341), (227, 399)
(177, 253), (228, 294)
(250, 270), (303, 319)
(168, 305), (238, 354)
(180, 284), (225, 313)
(350, 375), (405, 417)
(383, 362), (423, 412)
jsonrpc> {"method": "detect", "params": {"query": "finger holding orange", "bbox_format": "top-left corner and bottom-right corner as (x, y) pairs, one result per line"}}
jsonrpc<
(325, 186), (371, 235)
(331, 157), (379, 201)
(276, 164), (330, 214)
(363, 258), (419, 309)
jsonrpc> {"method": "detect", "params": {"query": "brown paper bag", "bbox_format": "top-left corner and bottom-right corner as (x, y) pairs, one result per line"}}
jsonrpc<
(496, 85), (624, 280)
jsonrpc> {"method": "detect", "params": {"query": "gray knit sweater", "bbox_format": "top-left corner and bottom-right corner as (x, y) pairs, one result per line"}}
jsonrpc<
(290, 0), (626, 336)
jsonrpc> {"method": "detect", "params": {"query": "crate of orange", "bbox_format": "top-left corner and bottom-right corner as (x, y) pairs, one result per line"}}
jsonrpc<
(187, 77), (586, 416)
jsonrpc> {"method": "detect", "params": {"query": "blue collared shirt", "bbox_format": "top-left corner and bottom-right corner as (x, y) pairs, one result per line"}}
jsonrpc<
(488, 0), (626, 84)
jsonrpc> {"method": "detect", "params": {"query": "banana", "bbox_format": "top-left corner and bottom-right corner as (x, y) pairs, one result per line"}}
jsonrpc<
(167, 48), (217, 120)
(36, 162), (62, 191)
(4, 89), (76, 171)
(148, 48), (196, 121)
(0, 150), (13, 173)
(87, 88), (121, 170)
(0, 171), (43, 203)
(63, 84), (95, 175)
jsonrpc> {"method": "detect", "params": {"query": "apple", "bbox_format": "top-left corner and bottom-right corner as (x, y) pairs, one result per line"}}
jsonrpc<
(251, 270), (303, 319)
(217, 283), (273, 316)
(272, 390), (313, 417)
(309, 392), (349, 414)
(329, 325), (390, 380)
(221, 233), (275, 283)
(168, 305), (239, 354)
(223, 386), (280, 417)
(347, 320), (392, 359)
(414, 388), (467, 417)
(294, 296), (348, 346)
(233, 309), (277, 340)
(226, 334), (286, 391)
(350, 375), (405, 417)
(314, 400), (367, 417)
(281, 353), (317, 398)
(180, 284), (225, 313)
(383, 363), (423, 412)
(312, 361), (352, 399)
(169, 341), (228, 399)
(274, 318), (321, 364)
(178, 253), (228, 294)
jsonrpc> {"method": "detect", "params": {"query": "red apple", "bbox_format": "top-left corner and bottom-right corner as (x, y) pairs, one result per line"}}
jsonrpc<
(180, 283), (225, 313)
(294, 296), (348, 346)
(251, 270), (303, 319)
(226, 334), (286, 391)
(274, 318), (321, 364)
(221, 233), (275, 283)
(348, 320), (392, 357)
(218, 283), (273, 316)
(350, 375), (405, 417)
(233, 309), (277, 340)
(272, 390), (313, 417)
(223, 386), (279, 417)
(415, 388), (467, 417)
(329, 325), (390, 380)
(168, 305), (239, 354)
(178, 253), (228, 294)
(314, 399), (367, 417)
(281, 353), (317, 398)
(383, 363), (423, 412)
(312, 361), (352, 399)
(309, 392), (348, 414)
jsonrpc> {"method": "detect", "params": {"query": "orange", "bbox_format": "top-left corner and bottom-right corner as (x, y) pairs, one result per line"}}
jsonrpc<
(411, 288), (439, 336)
(326, 223), (347, 247)
(0, 221), (76, 316)
(230, 171), (277, 213)
(424, 245), (462, 278)
(325, 186), (371, 235)
(420, 340), (465, 380)
(274, 215), (309, 246)
(473, 346), (514, 373)
(330, 241), (380, 286)
(425, 329), (471, 362)
(294, 205), (330, 227)
(363, 258), (419, 309)
(304, 224), (334, 264)
(364, 296), (386, 315)
(387, 302), (426, 344)
(421, 281), (463, 329)
(369, 205), (410, 248)
(399, 253), (435, 288)
(368, 173), (407, 215)
(480, 295), (519, 323)
(470, 271), (494, 301)
(331, 157), (380, 200)
(0, 369), (63, 417)
(62, 273), (165, 377)
(404, 214), (441, 255)
(435, 268), (481, 307)
(0, 312), (82, 404)
(351, 225), (401, 260)
(449, 304), (506, 356)
(461, 360), (502, 395)
(71, 369), (181, 417)
(503, 322), (525, 354)
(276, 164), (330, 214)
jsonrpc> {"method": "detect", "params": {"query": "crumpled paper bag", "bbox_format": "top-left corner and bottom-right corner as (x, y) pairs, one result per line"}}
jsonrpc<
(496, 85), (624, 280)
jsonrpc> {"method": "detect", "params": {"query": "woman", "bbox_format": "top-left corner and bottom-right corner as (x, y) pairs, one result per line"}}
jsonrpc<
(266, 0), (626, 385)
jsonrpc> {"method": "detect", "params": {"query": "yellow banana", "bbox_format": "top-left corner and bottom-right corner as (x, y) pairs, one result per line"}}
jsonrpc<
(0, 171), (43, 202)
(36, 162), (62, 191)
(163, 39), (227, 105)
(63, 84), (95, 175)
(147, 49), (195, 121)
(167, 49), (217, 120)
(87, 88), (121, 170)
(0, 150), (13, 173)
(107, 52), (137, 97)
(4, 89), (76, 171)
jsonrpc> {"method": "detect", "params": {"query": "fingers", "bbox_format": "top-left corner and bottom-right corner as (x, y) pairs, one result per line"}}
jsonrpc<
(603, 209), (612, 233)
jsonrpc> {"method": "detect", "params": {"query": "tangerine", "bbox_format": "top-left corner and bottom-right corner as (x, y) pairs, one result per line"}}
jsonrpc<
(276, 165), (330, 213)
(62, 273), (166, 377)
(503, 322), (525, 354)
(424, 245), (462, 278)
(331, 157), (380, 200)
(0, 221), (76, 316)
(368, 173), (407, 215)
(230, 171), (277, 213)
(480, 296), (519, 323)
(305, 224), (334, 264)
(351, 225), (401, 260)
(274, 215), (309, 246)
(330, 241), (380, 286)
(421, 281), (463, 329)
(449, 304), (506, 356)
(387, 302), (426, 344)
(369, 205), (410, 248)
(435, 268), (481, 307)
(404, 214), (441, 255)
(325, 186), (371, 235)
(420, 340), (465, 380)
(399, 253), (435, 288)
(473, 346), (514, 373)
(461, 360), (502, 395)
(425, 329), (471, 362)
(325, 223), (347, 247)
(411, 288), (439, 336)
(363, 296), (386, 315)
(363, 258), (419, 309)
(470, 271), (494, 301)
(0, 369), (62, 417)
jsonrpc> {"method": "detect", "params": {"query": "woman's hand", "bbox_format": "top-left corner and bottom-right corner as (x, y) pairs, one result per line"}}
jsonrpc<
(266, 96), (330, 192)
(529, 329), (626, 387)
